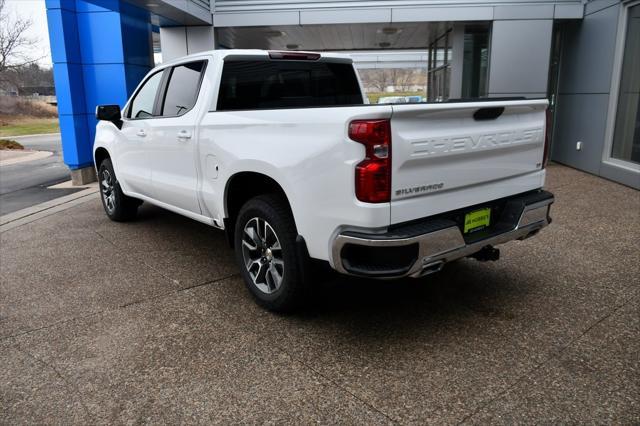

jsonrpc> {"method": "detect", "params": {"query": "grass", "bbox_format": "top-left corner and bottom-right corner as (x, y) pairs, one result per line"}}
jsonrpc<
(366, 91), (425, 104)
(0, 117), (60, 137)
(0, 139), (24, 150)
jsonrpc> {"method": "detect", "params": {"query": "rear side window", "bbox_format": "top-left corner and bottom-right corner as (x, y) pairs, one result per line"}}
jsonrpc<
(217, 59), (363, 111)
(161, 61), (206, 117)
(128, 71), (163, 119)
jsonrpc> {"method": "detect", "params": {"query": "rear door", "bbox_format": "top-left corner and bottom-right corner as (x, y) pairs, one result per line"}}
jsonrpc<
(389, 100), (547, 223)
(147, 60), (207, 214)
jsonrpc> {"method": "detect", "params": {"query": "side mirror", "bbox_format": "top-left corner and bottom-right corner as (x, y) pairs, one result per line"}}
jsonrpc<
(96, 105), (122, 128)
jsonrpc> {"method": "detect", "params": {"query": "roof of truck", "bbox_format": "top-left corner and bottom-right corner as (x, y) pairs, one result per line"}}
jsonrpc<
(159, 49), (353, 67)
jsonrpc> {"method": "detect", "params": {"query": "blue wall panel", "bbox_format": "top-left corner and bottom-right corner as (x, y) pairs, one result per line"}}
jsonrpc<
(45, 0), (76, 12)
(75, 0), (120, 13)
(45, 0), (152, 170)
(52, 63), (87, 115)
(82, 64), (129, 108)
(84, 113), (99, 155)
(76, 11), (125, 64)
(57, 114), (91, 168)
(46, 8), (82, 64)
(124, 64), (152, 94)
(120, 2), (155, 67)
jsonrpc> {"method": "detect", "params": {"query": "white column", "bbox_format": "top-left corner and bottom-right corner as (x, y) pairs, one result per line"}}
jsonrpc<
(159, 26), (215, 62)
(187, 26), (216, 53)
(159, 27), (188, 61)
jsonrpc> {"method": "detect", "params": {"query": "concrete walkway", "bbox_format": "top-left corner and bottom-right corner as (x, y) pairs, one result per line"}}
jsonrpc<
(0, 150), (53, 167)
(1, 164), (638, 424)
(0, 133), (75, 215)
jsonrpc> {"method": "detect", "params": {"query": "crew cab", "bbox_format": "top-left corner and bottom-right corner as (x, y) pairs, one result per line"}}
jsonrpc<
(94, 49), (554, 311)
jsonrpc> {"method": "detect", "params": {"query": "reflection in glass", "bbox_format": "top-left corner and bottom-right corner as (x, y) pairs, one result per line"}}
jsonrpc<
(461, 26), (489, 98)
(612, 4), (640, 164)
(427, 30), (451, 101)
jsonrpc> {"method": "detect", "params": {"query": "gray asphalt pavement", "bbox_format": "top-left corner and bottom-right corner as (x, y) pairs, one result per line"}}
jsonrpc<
(0, 134), (81, 215)
(1, 164), (638, 424)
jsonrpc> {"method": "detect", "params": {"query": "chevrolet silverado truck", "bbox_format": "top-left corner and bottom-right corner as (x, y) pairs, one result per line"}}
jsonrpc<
(93, 49), (554, 311)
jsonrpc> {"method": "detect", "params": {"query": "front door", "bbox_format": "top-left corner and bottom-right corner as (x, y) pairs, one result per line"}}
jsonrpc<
(117, 70), (164, 197)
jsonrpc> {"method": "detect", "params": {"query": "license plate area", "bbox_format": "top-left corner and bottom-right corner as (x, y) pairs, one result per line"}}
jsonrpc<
(463, 208), (491, 234)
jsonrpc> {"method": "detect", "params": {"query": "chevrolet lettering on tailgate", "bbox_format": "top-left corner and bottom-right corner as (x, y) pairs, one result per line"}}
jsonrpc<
(412, 128), (544, 157)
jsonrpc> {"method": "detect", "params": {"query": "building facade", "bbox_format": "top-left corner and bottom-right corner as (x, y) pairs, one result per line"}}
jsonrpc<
(46, 0), (639, 188)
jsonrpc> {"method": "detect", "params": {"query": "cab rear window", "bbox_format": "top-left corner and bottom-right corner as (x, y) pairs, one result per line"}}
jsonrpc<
(216, 59), (363, 111)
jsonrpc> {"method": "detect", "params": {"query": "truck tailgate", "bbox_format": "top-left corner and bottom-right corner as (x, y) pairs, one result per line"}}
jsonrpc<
(389, 99), (548, 224)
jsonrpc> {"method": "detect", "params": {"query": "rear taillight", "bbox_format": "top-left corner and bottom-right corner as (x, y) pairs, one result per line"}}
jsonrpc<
(543, 108), (551, 168)
(349, 119), (391, 203)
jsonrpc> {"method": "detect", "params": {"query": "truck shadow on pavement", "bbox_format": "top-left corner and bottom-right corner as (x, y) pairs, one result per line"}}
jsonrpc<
(133, 202), (538, 331)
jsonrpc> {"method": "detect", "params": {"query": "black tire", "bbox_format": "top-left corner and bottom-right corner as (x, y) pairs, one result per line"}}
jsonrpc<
(97, 158), (140, 222)
(234, 194), (308, 312)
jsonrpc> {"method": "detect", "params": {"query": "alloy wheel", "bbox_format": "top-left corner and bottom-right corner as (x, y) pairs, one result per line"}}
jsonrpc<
(100, 169), (116, 214)
(241, 217), (284, 294)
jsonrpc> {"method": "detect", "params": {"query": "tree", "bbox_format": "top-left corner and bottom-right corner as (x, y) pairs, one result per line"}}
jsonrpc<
(359, 68), (425, 93)
(392, 69), (419, 92)
(359, 69), (393, 92)
(0, 0), (40, 74)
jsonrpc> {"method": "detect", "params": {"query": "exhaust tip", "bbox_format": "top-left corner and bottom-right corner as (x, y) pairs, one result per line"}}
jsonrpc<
(421, 260), (445, 276)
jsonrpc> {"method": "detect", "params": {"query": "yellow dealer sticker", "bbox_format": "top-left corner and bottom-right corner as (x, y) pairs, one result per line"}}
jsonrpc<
(464, 208), (491, 233)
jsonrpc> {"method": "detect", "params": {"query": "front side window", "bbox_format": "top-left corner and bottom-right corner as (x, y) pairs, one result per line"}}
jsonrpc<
(161, 61), (206, 117)
(217, 59), (363, 111)
(128, 71), (163, 119)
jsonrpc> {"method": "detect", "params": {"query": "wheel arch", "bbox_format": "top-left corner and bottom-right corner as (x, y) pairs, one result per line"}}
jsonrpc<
(223, 171), (296, 248)
(94, 147), (111, 168)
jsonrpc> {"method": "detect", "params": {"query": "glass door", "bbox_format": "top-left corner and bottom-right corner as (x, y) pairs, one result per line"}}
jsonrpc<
(427, 30), (451, 102)
(611, 4), (640, 165)
(546, 23), (563, 155)
(461, 24), (490, 99)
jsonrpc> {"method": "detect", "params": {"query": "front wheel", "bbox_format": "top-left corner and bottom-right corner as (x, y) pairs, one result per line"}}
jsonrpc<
(234, 194), (308, 312)
(98, 158), (140, 222)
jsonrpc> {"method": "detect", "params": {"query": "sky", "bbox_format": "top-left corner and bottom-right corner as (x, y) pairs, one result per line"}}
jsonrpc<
(3, 0), (164, 66)
(5, 0), (52, 67)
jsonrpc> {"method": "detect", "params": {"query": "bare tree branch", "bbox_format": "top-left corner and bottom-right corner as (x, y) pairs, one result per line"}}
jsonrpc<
(359, 68), (426, 93)
(0, 0), (42, 74)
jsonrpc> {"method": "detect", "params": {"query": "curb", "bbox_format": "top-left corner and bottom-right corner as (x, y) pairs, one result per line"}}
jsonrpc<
(0, 184), (99, 232)
(0, 150), (53, 167)
(1, 133), (61, 139)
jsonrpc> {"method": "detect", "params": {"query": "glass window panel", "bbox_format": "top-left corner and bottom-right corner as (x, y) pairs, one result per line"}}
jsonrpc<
(611, 4), (640, 164)
(128, 71), (163, 119)
(461, 26), (490, 99)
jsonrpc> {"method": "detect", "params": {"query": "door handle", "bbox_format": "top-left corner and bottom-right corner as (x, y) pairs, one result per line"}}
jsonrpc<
(177, 130), (192, 140)
(136, 129), (147, 137)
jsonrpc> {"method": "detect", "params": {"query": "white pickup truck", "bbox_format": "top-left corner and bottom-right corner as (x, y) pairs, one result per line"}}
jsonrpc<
(94, 49), (554, 311)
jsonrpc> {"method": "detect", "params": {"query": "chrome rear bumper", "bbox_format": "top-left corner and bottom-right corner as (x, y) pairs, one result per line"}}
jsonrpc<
(332, 191), (554, 278)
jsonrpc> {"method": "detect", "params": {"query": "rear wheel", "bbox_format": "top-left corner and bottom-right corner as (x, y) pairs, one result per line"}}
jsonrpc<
(234, 194), (308, 312)
(98, 158), (140, 221)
